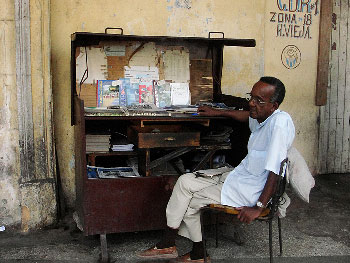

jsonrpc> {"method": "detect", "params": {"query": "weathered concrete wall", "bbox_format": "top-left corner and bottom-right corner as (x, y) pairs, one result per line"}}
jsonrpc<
(50, 0), (321, 207)
(0, 0), (56, 231)
(0, 0), (22, 229)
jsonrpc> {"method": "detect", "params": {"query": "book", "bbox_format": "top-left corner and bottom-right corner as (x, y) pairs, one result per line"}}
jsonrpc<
(97, 80), (119, 107)
(138, 79), (155, 104)
(154, 80), (171, 108)
(170, 83), (191, 105)
(126, 78), (140, 106)
(119, 78), (129, 107)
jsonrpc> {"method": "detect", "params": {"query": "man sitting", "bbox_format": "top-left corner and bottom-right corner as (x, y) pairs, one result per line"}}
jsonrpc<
(137, 76), (295, 262)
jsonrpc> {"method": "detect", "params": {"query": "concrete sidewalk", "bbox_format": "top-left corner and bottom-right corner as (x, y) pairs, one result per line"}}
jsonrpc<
(0, 174), (349, 263)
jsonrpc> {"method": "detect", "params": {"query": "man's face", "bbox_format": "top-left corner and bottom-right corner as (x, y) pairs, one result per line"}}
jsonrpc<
(248, 81), (278, 123)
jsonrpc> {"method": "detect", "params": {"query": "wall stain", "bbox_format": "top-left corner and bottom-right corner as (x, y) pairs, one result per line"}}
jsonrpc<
(332, 13), (337, 30)
(175, 0), (192, 9)
(35, 138), (48, 180)
(332, 42), (336, 51)
(21, 206), (30, 232)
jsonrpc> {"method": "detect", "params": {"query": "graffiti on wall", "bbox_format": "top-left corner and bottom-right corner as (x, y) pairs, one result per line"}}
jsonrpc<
(281, 45), (301, 69)
(270, 0), (320, 39)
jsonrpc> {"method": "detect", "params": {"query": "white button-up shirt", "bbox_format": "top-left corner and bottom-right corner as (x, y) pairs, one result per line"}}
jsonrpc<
(221, 109), (295, 207)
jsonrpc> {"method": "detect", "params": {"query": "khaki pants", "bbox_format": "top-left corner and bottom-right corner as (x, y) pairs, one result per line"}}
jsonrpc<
(166, 172), (230, 242)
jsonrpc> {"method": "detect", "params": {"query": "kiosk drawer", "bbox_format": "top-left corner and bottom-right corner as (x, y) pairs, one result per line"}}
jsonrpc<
(128, 125), (200, 148)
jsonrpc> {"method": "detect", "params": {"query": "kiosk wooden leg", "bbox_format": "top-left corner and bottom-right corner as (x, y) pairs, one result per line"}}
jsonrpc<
(138, 149), (151, 176)
(100, 234), (109, 263)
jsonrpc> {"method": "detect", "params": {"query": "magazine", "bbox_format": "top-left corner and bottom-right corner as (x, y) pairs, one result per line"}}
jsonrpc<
(154, 80), (171, 108)
(97, 80), (119, 107)
(87, 166), (139, 179)
(139, 79), (154, 104)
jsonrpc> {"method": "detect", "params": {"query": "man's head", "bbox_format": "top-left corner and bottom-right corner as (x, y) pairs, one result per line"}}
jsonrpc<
(248, 76), (285, 123)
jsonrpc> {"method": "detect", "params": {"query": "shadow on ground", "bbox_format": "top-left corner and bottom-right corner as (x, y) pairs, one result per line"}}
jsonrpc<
(0, 174), (349, 263)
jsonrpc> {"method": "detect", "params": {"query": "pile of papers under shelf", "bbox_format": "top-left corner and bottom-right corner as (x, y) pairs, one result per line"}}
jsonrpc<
(87, 165), (140, 179)
(110, 132), (134, 152)
(111, 144), (134, 151)
(86, 134), (111, 152)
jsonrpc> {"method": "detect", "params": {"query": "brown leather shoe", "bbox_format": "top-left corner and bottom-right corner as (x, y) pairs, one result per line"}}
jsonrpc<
(137, 246), (178, 259)
(172, 252), (211, 263)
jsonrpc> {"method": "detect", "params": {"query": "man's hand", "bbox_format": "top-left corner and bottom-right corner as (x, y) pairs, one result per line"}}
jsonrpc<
(236, 206), (262, 224)
(197, 105), (219, 116)
(197, 105), (250, 122)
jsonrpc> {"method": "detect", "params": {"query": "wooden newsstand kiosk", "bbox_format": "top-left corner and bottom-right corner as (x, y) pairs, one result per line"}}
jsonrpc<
(71, 29), (255, 261)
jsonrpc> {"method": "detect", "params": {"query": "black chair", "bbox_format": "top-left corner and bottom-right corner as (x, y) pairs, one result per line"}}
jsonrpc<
(200, 158), (288, 263)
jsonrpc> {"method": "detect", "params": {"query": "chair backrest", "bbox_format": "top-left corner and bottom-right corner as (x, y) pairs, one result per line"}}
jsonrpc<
(266, 158), (288, 219)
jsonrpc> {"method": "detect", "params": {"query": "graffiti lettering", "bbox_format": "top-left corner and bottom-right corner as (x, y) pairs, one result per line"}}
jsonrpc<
(277, 0), (319, 15)
(278, 13), (297, 23)
(271, 0), (316, 39)
(270, 12), (277, 22)
(271, 12), (298, 24)
(277, 24), (311, 39)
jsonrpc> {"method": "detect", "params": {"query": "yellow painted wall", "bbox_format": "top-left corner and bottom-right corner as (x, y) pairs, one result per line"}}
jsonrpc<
(50, 0), (321, 206)
(264, 0), (320, 174)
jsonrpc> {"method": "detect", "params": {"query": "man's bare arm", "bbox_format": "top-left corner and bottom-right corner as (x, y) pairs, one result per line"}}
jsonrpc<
(236, 171), (279, 223)
(197, 105), (250, 122)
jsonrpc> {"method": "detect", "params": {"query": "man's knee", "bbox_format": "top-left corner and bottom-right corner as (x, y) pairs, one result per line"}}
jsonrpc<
(175, 173), (196, 189)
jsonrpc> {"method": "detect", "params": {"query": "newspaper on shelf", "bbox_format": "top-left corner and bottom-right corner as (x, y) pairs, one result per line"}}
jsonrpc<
(87, 165), (140, 179)
(194, 166), (234, 178)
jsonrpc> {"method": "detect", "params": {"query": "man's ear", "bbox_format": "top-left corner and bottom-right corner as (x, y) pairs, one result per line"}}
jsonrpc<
(272, 102), (279, 111)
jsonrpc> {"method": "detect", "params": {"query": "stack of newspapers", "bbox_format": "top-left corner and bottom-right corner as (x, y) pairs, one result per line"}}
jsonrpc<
(86, 134), (110, 152)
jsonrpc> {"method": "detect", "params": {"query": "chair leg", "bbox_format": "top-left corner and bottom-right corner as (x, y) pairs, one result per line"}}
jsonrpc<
(278, 217), (283, 256)
(200, 209), (208, 263)
(100, 234), (109, 263)
(269, 220), (273, 263)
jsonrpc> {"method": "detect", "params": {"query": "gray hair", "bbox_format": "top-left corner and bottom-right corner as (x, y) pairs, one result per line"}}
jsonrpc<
(260, 76), (286, 105)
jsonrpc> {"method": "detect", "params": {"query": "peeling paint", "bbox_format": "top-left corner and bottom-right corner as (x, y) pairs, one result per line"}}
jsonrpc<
(21, 206), (30, 232)
(0, 178), (21, 226)
(332, 13), (337, 30)
(69, 157), (75, 170)
(332, 42), (337, 50)
(175, 0), (192, 9)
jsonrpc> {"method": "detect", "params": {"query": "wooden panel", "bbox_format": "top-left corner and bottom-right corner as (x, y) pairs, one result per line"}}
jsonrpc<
(190, 59), (213, 104)
(319, 0), (350, 174)
(336, 0), (348, 171)
(77, 83), (97, 107)
(327, 0), (339, 173)
(83, 176), (172, 235)
(316, 0), (333, 106)
(344, 5), (350, 173)
(318, 106), (328, 173)
(74, 97), (86, 229)
(317, 0), (332, 172)
(107, 56), (126, 80)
